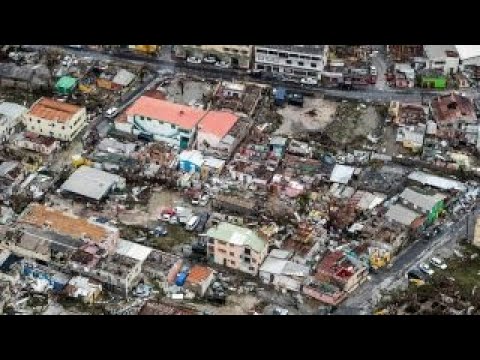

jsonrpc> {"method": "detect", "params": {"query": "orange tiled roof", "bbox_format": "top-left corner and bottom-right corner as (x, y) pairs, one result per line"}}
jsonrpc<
(19, 204), (108, 243)
(186, 265), (213, 284)
(126, 96), (206, 130)
(28, 97), (82, 123)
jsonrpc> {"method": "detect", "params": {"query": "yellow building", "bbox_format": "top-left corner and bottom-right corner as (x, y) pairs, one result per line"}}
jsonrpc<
(175, 45), (253, 69)
(24, 98), (87, 142)
(473, 216), (480, 248)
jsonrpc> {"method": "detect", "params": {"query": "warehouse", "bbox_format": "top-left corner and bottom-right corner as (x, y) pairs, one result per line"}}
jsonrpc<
(60, 166), (126, 201)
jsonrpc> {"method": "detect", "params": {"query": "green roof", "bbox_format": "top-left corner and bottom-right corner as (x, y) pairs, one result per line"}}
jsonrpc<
(206, 222), (266, 253)
(56, 76), (77, 91)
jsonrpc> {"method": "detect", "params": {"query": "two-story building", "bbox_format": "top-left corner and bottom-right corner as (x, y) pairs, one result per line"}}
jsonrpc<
(24, 97), (87, 142)
(254, 45), (328, 80)
(206, 222), (268, 275)
(175, 45), (253, 69)
(117, 96), (205, 150)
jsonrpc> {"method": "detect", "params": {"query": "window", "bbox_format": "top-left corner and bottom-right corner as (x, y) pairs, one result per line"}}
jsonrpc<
(311, 63), (317, 68)
(279, 52), (288, 58)
(37, 120), (41, 124)
(218, 240), (227, 246)
(229, 252), (234, 256)
(252, 259), (256, 264)
(298, 61), (304, 66)
(218, 248), (226, 254)
(171, 124), (175, 129)
(286, 60), (292, 65)
(256, 65), (264, 70)
(312, 56), (321, 61)
(244, 248), (251, 255)
(230, 261), (236, 266)
(208, 238), (214, 244)
(256, 49), (267, 54)
(241, 50), (248, 55)
(62, 126), (65, 130)
(223, 47), (230, 52)
(248, 266), (255, 271)
(50, 131), (54, 136)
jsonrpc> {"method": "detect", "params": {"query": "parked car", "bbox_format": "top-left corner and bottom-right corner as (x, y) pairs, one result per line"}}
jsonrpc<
(105, 107), (118, 118)
(195, 212), (210, 232)
(300, 77), (318, 86)
(203, 56), (217, 64)
(370, 66), (377, 76)
(185, 216), (200, 231)
(191, 196), (200, 206)
(215, 60), (230, 68)
(273, 307), (289, 315)
(419, 263), (435, 276)
(429, 257), (447, 270)
(150, 225), (168, 237)
(199, 194), (210, 207)
(187, 56), (201, 64)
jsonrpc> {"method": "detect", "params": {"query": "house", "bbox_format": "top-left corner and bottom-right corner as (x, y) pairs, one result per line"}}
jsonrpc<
(329, 164), (355, 185)
(269, 136), (288, 158)
(206, 222), (268, 275)
(201, 157), (225, 178)
(175, 45), (253, 69)
(430, 93), (478, 146)
(185, 265), (215, 297)
(24, 97), (87, 141)
(385, 204), (422, 227)
(456, 45), (480, 68)
(112, 69), (135, 88)
(472, 216), (480, 248)
(55, 76), (77, 95)
(65, 276), (102, 304)
(117, 97), (205, 150)
(388, 45), (424, 63)
(0, 102), (27, 142)
(396, 125), (426, 152)
(0, 281), (12, 314)
(254, 45), (329, 80)
(419, 69), (447, 89)
(197, 112), (249, 159)
(315, 251), (368, 293)
(389, 102), (427, 126)
(423, 45), (460, 75)
(93, 253), (142, 296)
(11, 131), (59, 155)
(408, 170), (466, 192)
(0, 160), (25, 202)
(21, 259), (70, 292)
(259, 250), (310, 292)
(398, 187), (446, 224)
(60, 166), (126, 201)
(178, 150), (204, 173)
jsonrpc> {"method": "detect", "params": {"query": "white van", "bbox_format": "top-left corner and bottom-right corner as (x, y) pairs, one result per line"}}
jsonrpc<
(185, 216), (200, 231)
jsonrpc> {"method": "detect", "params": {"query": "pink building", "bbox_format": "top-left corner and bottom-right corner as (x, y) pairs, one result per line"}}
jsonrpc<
(206, 222), (268, 275)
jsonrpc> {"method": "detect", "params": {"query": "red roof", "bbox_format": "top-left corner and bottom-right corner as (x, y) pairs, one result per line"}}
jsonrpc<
(126, 96), (206, 130)
(198, 111), (239, 139)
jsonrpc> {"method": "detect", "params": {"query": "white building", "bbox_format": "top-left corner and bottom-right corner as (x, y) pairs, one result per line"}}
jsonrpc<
(423, 45), (460, 75)
(24, 97), (87, 141)
(0, 102), (28, 142)
(456, 45), (480, 68)
(254, 45), (328, 79)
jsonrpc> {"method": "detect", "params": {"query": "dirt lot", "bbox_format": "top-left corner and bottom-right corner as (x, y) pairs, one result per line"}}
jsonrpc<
(275, 97), (337, 136)
(164, 78), (214, 106)
(324, 102), (381, 146)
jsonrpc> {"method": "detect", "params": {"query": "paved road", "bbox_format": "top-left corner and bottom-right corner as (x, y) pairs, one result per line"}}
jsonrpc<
(371, 46), (388, 91)
(30, 45), (480, 104)
(335, 203), (478, 315)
